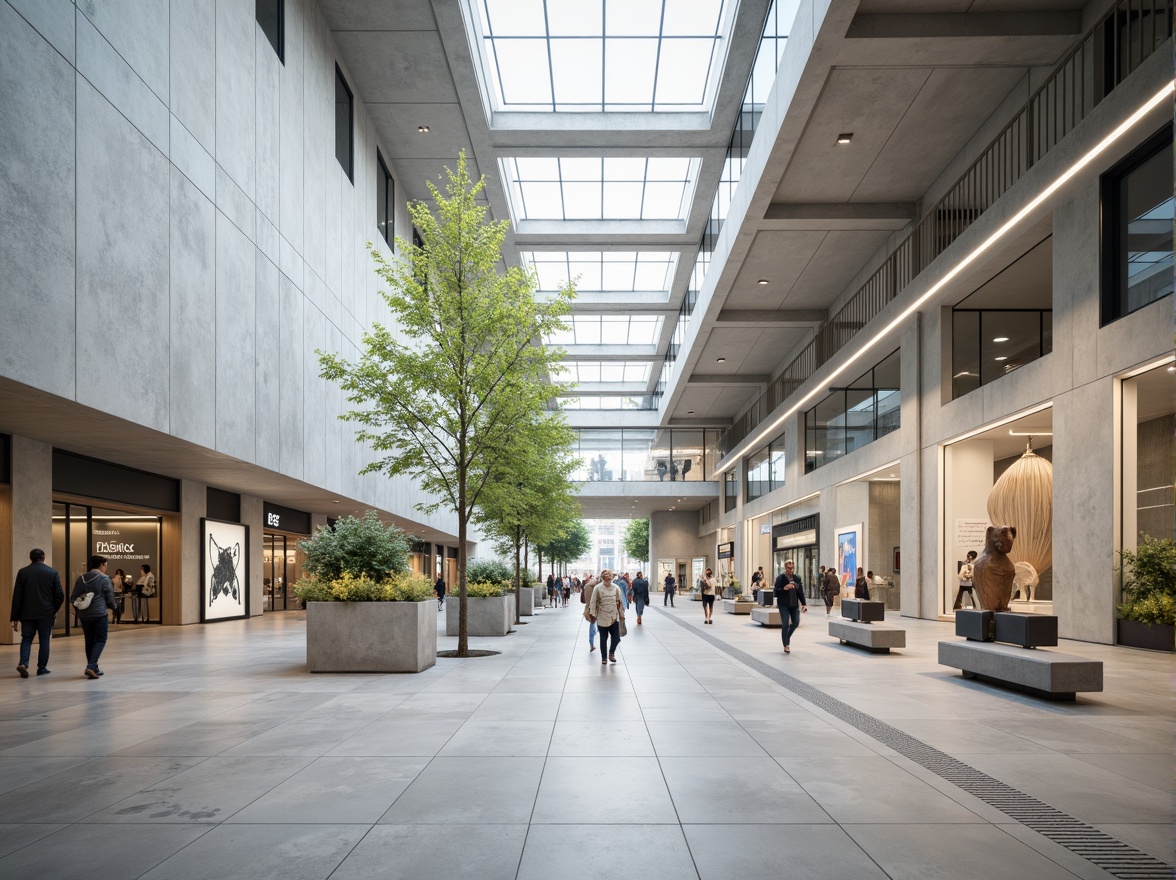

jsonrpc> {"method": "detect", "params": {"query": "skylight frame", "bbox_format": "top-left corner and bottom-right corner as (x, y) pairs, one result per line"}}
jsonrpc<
(472, 0), (733, 114)
(523, 251), (680, 294)
(544, 314), (665, 346)
(502, 157), (701, 222)
(556, 361), (654, 383)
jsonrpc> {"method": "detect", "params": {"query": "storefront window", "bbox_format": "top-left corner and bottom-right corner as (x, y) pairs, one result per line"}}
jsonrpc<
(805, 350), (900, 472)
(1102, 127), (1174, 324)
(1122, 364), (1175, 553)
(263, 533), (304, 611)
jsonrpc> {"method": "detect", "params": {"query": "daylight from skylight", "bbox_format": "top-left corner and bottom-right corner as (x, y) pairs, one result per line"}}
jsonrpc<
(545, 315), (664, 346)
(523, 251), (679, 293)
(471, 0), (732, 113)
(557, 361), (653, 383)
(502, 157), (700, 221)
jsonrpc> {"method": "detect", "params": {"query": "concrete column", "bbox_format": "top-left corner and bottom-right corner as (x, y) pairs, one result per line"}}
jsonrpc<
(177, 479), (206, 625)
(1, 437), (53, 645)
(241, 495), (264, 617)
(1053, 380), (1116, 644)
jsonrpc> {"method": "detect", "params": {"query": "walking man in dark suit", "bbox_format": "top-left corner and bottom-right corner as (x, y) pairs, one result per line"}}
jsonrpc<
(773, 560), (807, 654)
(10, 548), (65, 677)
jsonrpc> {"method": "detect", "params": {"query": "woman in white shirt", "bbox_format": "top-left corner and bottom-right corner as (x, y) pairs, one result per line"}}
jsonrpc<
(588, 570), (625, 664)
(698, 568), (719, 624)
(133, 564), (156, 623)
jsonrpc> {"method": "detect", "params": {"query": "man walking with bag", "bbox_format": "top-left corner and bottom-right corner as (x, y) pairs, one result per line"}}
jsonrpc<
(773, 560), (807, 654)
(10, 548), (65, 678)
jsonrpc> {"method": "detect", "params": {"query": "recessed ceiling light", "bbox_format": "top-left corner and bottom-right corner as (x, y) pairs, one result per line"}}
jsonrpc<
(757, 279), (769, 285)
(333, 500), (340, 504)
(716, 357), (726, 363)
(995, 356), (1008, 361)
(417, 125), (430, 133)
(993, 336), (1009, 343)
(1167, 366), (1175, 373)
(687, 410), (695, 414)
(836, 133), (853, 144)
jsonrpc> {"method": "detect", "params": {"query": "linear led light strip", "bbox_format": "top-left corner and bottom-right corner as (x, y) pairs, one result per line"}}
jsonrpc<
(713, 80), (1176, 477)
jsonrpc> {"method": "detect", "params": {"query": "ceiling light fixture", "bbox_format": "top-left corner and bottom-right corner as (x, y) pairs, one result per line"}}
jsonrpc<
(711, 79), (1175, 477)
(995, 356), (1008, 361)
(993, 337), (1009, 342)
(757, 279), (769, 285)
(687, 410), (695, 414)
(836, 133), (853, 144)
(716, 357), (726, 363)
(417, 125), (430, 133)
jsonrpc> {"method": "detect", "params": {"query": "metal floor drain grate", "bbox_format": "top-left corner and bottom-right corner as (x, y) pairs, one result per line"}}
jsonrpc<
(665, 613), (1174, 880)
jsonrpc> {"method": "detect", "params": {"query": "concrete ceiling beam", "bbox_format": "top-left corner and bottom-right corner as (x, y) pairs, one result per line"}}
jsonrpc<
(846, 12), (1082, 40)
(840, 13), (1080, 66)
(762, 202), (916, 230)
(556, 345), (659, 360)
(687, 374), (771, 386)
(716, 309), (826, 328)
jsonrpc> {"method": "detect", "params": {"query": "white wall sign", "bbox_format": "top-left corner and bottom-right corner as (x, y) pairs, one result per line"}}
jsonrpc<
(760, 523), (772, 535)
(202, 518), (249, 622)
(954, 518), (990, 568)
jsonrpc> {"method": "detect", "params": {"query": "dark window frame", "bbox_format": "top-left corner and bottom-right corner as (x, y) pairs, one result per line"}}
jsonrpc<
(803, 350), (900, 474)
(335, 64), (354, 183)
(724, 470), (738, 513)
(256, 0), (284, 63)
(1100, 125), (1174, 326)
(377, 150), (394, 246)
(951, 309), (1052, 399)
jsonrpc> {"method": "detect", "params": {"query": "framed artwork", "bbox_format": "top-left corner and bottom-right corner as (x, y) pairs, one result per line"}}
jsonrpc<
(893, 546), (901, 573)
(201, 518), (249, 622)
(835, 524), (862, 589)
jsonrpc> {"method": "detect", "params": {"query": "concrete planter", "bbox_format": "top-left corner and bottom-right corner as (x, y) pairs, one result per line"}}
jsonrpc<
(306, 601), (436, 673)
(517, 587), (534, 616)
(445, 594), (515, 637)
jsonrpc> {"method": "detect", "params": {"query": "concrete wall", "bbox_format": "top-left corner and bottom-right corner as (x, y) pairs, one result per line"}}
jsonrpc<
(0, 438), (53, 644)
(651, 510), (711, 573)
(0, 0), (456, 540)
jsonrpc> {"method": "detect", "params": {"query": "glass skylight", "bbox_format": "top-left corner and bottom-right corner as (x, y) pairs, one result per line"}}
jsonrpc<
(557, 361), (653, 383)
(558, 396), (649, 410)
(472, 0), (732, 113)
(545, 315), (664, 346)
(501, 157), (700, 221)
(523, 251), (678, 293)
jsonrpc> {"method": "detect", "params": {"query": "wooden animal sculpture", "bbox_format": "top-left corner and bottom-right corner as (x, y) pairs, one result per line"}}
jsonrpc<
(972, 525), (1017, 611)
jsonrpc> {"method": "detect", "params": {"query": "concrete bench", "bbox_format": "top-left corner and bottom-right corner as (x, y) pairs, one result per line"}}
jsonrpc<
(938, 640), (1103, 701)
(829, 619), (906, 653)
(750, 606), (781, 627)
(722, 599), (752, 614)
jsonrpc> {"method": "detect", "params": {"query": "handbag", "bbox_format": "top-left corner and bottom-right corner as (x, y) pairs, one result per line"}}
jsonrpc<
(619, 618), (627, 637)
(141, 581), (156, 597)
(72, 591), (95, 610)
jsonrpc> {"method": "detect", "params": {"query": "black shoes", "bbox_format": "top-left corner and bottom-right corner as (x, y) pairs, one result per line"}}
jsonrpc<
(36, 668), (50, 676)
(84, 668), (99, 679)
(16, 664), (28, 678)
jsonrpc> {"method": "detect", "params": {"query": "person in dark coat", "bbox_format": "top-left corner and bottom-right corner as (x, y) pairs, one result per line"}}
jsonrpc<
(434, 575), (446, 608)
(70, 555), (117, 680)
(854, 567), (870, 600)
(630, 572), (650, 625)
(773, 559), (807, 654)
(10, 548), (65, 677)
(663, 573), (677, 607)
(821, 567), (841, 615)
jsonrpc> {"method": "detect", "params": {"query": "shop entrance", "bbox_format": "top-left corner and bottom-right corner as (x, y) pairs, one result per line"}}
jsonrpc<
(263, 533), (304, 612)
(51, 501), (163, 634)
(773, 515), (820, 600)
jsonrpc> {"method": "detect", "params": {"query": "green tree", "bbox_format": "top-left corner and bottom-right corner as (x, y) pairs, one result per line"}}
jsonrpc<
(622, 517), (650, 566)
(298, 510), (413, 581)
(319, 153), (573, 656)
(476, 413), (580, 621)
(541, 520), (592, 573)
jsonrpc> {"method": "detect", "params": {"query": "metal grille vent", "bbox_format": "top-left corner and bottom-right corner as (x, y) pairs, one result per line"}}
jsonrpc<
(666, 614), (1174, 880)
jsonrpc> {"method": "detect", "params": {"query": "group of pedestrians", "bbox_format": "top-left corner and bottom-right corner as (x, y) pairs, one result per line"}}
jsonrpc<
(575, 569), (654, 662)
(9, 549), (118, 679)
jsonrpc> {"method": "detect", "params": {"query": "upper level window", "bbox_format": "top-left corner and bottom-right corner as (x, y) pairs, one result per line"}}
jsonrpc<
(335, 65), (353, 182)
(724, 470), (738, 512)
(804, 350), (899, 473)
(377, 151), (394, 246)
(257, 0), (284, 63)
(1102, 127), (1173, 324)
(746, 433), (784, 503)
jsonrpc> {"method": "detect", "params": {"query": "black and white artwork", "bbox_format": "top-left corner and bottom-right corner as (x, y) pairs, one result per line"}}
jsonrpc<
(202, 518), (249, 622)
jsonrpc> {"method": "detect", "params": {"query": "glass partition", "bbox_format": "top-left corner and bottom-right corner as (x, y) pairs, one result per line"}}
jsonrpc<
(804, 350), (901, 473)
(952, 310), (1052, 398)
(572, 428), (721, 481)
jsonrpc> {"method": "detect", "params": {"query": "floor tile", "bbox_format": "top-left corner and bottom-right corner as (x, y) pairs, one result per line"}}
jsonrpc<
(660, 757), (830, 824)
(326, 719), (463, 757)
(0, 821), (212, 880)
(437, 721), (554, 756)
(516, 824), (697, 880)
(378, 757), (543, 824)
(684, 824), (889, 879)
(533, 757), (678, 823)
(333, 824), (527, 880)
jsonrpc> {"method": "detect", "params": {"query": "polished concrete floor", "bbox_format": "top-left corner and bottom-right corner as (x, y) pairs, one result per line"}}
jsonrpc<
(0, 598), (1171, 879)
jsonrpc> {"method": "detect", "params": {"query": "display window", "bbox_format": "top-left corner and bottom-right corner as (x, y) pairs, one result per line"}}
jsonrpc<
(263, 533), (305, 612)
(1120, 363), (1175, 555)
(941, 408), (1054, 617)
(52, 501), (163, 634)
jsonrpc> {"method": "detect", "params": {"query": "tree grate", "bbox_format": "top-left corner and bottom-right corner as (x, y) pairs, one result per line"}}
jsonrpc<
(666, 614), (1175, 880)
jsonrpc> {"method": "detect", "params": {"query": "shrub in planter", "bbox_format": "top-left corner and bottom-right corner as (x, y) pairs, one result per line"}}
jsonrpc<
(466, 559), (512, 586)
(297, 510), (413, 582)
(1116, 536), (1176, 651)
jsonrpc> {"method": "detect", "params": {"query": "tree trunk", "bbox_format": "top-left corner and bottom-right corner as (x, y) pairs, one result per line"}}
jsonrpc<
(537, 548), (542, 580)
(513, 524), (522, 624)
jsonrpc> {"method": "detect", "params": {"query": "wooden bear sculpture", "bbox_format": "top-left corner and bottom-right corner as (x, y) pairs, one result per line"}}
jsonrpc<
(972, 525), (1017, 612)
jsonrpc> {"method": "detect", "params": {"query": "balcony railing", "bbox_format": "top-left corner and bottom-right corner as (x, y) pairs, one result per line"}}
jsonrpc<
(720, 0), (1172, 456)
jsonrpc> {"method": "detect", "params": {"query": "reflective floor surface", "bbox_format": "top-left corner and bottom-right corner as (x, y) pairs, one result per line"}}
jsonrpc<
(0, 599), (1171, 879)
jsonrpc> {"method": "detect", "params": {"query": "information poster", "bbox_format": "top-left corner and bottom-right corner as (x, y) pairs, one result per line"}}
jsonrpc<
(835, 524), (862, 590)
(954, 518), (990, 569)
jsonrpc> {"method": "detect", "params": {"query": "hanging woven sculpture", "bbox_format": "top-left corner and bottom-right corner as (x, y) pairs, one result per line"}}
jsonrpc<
(987, 443), (1053, 576)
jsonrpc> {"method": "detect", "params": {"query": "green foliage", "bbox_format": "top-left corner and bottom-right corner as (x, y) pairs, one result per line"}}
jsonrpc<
(622, 518), (650, 563)
(297, 511), (412, 581)
(1117, 536), (1176, 626)
(466, 558), (512, 585)
(317, 152), (574, 654)
(541, 520), (591, 564)
(293, 571), (434, 603)
(466, 580), (509, 597)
